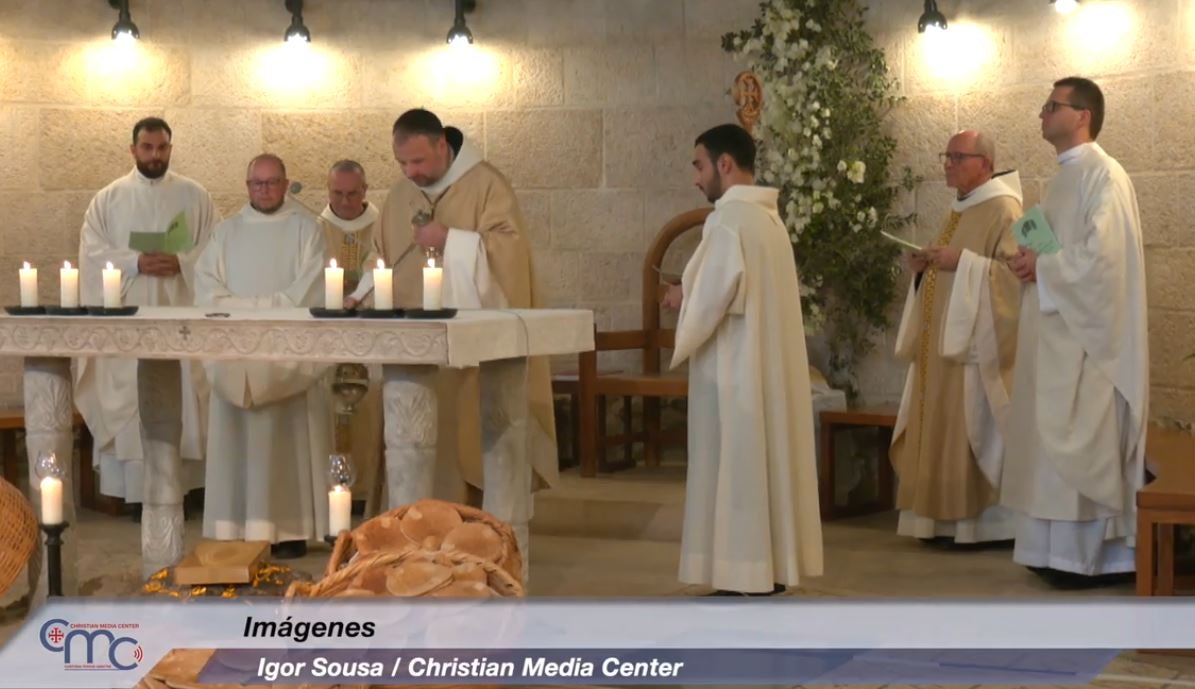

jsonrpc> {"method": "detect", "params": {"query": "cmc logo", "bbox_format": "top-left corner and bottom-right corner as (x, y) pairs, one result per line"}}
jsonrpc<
(39, 618), (144, 671)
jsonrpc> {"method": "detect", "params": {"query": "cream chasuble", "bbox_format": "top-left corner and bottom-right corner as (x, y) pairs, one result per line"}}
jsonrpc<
(75, 168), (219, 503)
(1000, 143), (1148, 575)
(318, 204), (384, 514)
(370, 129), (557, 500)
(670, 185), (823, 593)
(890, 172), (1023, 543)
(195, 200), (334, 543)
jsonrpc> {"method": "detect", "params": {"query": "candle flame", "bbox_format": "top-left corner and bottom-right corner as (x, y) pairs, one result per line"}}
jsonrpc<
(332, 484), (349, 493)
(329, 258), (338, 269)
(377, 258), (385, 270)
(63, 260), (72, 270)
(105, 261), (114, 270)
(427, 257), (435, 268)
(22, 261), (30, 270)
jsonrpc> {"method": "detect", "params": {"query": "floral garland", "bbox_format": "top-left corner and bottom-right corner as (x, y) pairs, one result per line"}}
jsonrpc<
(723, 0), (918, 398)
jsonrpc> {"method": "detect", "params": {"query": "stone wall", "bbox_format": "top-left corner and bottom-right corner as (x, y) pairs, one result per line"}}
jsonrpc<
(0, 0), (756, 404)
(861, 0), (1194, 420)
(3, 0), (1187, 424)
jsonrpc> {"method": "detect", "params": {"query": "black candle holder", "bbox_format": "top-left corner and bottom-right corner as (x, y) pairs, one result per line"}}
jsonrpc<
(39, 522), (69, 597)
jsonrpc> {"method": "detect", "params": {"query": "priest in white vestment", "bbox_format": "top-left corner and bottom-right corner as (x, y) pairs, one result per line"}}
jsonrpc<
(75, 117), (217, 573)
(1003, 77), (1148, 587)
(368, 109), (555, 577)
(666, 124), (823, 595)
(890, 130), (1021, 546)
(318, 160), (383, 515)
(195, 154), (333, 558)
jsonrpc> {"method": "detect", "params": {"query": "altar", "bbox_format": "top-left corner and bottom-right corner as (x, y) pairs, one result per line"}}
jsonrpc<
(0, 306), (594, 599)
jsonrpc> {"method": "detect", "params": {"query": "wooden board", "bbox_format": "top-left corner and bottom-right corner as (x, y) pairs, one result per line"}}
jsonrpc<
(173, 541), (269, 586)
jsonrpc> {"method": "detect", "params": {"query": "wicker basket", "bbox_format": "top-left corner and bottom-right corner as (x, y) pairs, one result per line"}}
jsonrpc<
(0, 477), (38, 597)
(323, 500), (522, 584)
(288, 547), (523, 599)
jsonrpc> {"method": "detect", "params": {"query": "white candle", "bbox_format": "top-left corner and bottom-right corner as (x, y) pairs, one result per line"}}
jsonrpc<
(59, 261), (78, 309)
(101, 261), (121, 308)
(372, 258), (393, 310)
(40, 476), (63, 525)
(328, 484), (351, 536)
(18, 261), (37, 307)
(422, 257), (442, 310)
(324, 258), (343, 309)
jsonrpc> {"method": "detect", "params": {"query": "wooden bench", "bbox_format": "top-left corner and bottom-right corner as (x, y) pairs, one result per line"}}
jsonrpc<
(1136, 423), (1195, 598)
(818, 407), (898, 520)
(0, 408), (120, 515)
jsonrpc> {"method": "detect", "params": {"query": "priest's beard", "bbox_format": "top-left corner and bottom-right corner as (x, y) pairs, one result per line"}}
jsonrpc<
(251, 199), (286, 214)
(700, 173), (726, 204)
(136, 159), (169, 179)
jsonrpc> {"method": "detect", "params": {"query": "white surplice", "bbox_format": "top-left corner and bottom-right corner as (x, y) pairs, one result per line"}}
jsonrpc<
(194, 200), (334, 544)
(670, 184), (823, 593)
(75, 168), (219, 503)
(1000, 143), (1149, 575)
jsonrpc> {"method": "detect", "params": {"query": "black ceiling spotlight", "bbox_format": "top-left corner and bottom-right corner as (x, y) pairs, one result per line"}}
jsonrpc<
(447, 0), (478, 47)
(107, 0), (140, 41)
(284, 0), (311, 43)
(917, 0), (948, 33)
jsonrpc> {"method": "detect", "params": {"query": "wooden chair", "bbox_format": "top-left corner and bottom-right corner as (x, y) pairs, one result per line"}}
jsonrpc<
(576, 207), (711, 477)
(1137, 422), (1195, 598)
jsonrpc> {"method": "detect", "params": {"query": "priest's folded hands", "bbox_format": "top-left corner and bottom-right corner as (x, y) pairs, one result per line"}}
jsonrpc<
(925, 246), (961, 272)
(1006, 246), (1037, 283)
(137, 251), (181, 277)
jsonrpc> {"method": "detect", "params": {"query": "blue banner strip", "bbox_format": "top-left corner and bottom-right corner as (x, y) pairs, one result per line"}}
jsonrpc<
(199, 648), (1120, 685)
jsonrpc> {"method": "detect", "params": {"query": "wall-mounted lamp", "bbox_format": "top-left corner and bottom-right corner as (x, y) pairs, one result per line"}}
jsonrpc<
(284, 0), (311, 43)
(918, 0), (948, 33)
(447, 0), (478, 46)
(108, 0), (140, 41)
(1051, 0), (1080, 14)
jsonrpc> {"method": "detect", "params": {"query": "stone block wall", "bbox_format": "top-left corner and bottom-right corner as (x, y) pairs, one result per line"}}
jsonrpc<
(0, 0), (754, 403)
(863, 0), (1195, 419)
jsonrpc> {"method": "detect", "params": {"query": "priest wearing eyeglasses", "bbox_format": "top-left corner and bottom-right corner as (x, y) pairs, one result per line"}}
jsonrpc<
(890, 129), (1023, 548)
(1002, 76), (1148, 588)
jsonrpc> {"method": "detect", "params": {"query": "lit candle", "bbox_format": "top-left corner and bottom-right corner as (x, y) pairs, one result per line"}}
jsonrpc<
(18, 261), (37, 308)
(101, 261), (121, 308)
(324, 258), (343, 309)
(372, 258), (393, 310)
(328, 484), (351, 536)
(59, 261), (78, 309)
(40, 476), (63, 525)
(422, 257), (442, 310)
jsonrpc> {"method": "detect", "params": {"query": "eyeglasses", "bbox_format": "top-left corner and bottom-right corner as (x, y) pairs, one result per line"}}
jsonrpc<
(1041, 100), (1085, 114)
(938, 152), (986, 164)
(247, 178), (285, 190)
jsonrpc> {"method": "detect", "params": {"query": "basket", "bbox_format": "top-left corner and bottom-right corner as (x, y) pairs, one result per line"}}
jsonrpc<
(323, 500), (522, 584)
(287, 547), (523, 599)
(0, 477), (38, 597)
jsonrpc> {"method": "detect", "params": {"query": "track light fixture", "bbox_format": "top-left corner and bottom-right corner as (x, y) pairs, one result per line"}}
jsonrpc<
(108, 0), (140, 41)
(447, 0), (477, 47)
(284, 0), (311, 43)
(918, 0), (948, 33)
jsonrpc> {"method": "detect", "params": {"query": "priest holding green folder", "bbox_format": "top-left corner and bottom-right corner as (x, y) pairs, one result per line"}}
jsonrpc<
(1001, 77), (1148, 588)
(74, 116), (220, 576)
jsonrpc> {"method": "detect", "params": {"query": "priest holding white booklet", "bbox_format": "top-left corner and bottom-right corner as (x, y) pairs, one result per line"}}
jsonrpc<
(888, 129), (1022, 548)
(1000, 76), (1148, 589)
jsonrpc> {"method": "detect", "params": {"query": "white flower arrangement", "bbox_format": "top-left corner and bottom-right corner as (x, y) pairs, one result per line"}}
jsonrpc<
(724, 0), (919, 397)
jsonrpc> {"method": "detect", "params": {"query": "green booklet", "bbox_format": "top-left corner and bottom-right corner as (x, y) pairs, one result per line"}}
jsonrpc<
(129, 211), (193, 254)
(1012, 206), (1061, 255)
